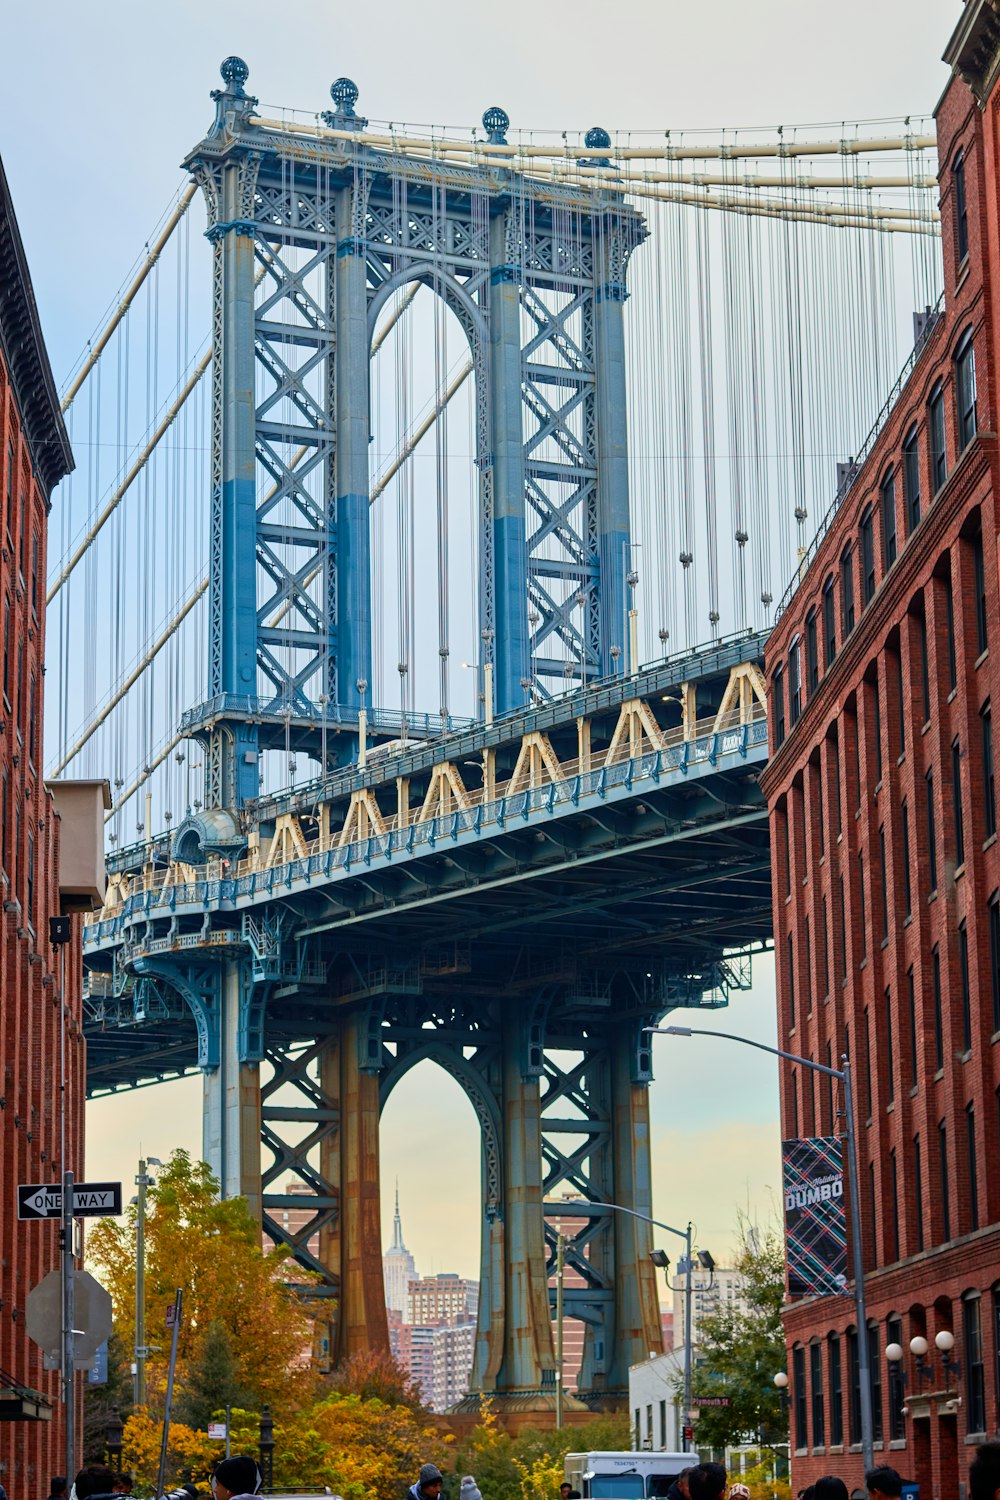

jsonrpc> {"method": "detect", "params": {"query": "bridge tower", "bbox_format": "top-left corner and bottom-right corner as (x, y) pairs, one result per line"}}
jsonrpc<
(108, 58), (685, 1414)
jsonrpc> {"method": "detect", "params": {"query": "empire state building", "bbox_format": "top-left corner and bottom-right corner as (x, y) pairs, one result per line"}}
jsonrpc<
(383, 1185), (418, 1313)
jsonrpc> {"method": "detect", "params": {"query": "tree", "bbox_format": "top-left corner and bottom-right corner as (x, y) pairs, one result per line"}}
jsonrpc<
(684, 1217), (789, 1452)
(87, 1149), (314, 1417)
(176, 1319), (251, 1432)
(452, 1409), (630, 1500)
(82, 1330), (134, 1464)
(326, 1346), (425, 1411)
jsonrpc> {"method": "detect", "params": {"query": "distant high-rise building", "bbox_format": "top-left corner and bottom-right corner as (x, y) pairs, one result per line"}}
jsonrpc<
(383, 1184), (418, 1313)
(671, 1267), (748, 1345)
(406, 1271), (478, 1326)
(548, 1193), (596, 1390)
(391, 1315), (476, 1412)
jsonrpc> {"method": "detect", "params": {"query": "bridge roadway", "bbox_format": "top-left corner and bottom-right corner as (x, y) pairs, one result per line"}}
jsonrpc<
(82, 629), (773, 1404)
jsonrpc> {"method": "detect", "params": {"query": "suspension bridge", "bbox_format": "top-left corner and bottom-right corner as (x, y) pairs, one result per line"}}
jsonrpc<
(59, 57), (942, 1407)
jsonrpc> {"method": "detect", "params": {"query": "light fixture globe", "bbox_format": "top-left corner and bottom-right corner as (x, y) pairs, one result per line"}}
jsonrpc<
(773, 1371), (789, 1389)
(885, 1343), (904, 1362)
(910, 1335), (929, 1357)
(935, 1329), (955, 1352)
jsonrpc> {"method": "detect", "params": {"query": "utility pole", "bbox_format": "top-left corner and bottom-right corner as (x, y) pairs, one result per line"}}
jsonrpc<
(682, 1222), (693, 1452)
(555, 1233), (565, 1428)
(61, 1168), (76, 1482)
(135, 1158), (149, 1407)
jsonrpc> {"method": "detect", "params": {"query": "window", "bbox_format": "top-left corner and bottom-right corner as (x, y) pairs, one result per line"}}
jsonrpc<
(822, 895), (830, 999)
(868, 1323), (883, 1443)
(847, 1328), (861, 1446)
(806, 609), (819, 695)
(823, 576), (837, 666)
(886, 1315), (905, 1437)
(879, 827), (889, 941)
(30, 531), (38, 614)
(817, 764), (825, 856)
(634, 1410), (640, 1449)
(27, 674), (35, 767)
(864, 1006), (873, 1119)
(0, 768), (6, 877)
(927, 770), (938, 892)
(904, 424), (921, 531)
(915, 1135), (924, 1252)
(955, 150), (969, 264)
(788, 933), (796, 1030)
(967, 1102), (979, 1232)
(890, 1151), (900, 1261)
(881, 469), (897, 569)
(973, 526), (988, 654)
(908, 968), (918, 1087)
(953, 739), (965, 865)
(774, 668), (786, 748)
(861, 506), (876, 605)
(957, 329), (978, 451)
(993, 1288), (1000, 1428)
(5, 438), (13, 530)
(791, 1070), (799, 1136)
(789, 638), (802, 726)
(939, 1119), (951, 1242)
(659, 1400), (667, 1449)
(933, 946), (944, 1071)
(805, 916), (812, 1015)
(859, 851), (867, 961)
(828, 1335), (843, 1447)
(810, 1342), (825, 1448)
(840, 875), (847, 974)
(25, 833), (33, 929)
(902, 800), (912, 918)
(841, 546), (855, 634)
(793, 1344), (807, 1450)
(896, 647), (905, 757)
(885, 986), (895, 1103)
(930, 382), (947, 491)
(990, 896), (1000, 1033)
(873, 681), (883, 783)
(965, 1294), (986, 1433)
(945, 571), (958, 690)
(918, 610), (930, 722)
(17, 491), (24, 572)
(783, 802), (791, 897)
(960, 920), (972, 1055)
(984, 703), (996, 838)
(2, 595), (8, 703)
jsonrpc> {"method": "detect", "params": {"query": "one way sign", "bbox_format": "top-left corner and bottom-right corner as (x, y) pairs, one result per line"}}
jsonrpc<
(17, 1182), (122, 1220)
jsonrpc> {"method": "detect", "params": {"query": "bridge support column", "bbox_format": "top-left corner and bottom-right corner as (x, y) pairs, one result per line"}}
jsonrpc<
(607, 1024), (663, 1391)
(493, 1007), (556, 1399)
(315, 1017), (388, 1361)
(334, 187), (373, 711)
(489, 210), (529, 715)
(202, 959), (261, 1216)
(594, 225), (632, 677)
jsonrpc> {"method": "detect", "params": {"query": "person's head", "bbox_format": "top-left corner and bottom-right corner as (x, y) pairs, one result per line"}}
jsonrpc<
(675, 1473), (694, 1500)
(211, 1457), (262, 1500)
(688, 1465), (727, 1500)
(799, 1490), (815, 1500)
(865, 1468), (902, 1500)
(111, 1479), (132, 1496)
(729, 1486), (751, 1500)
(814, 1481), (849, 1500)
(50, 1480), (67, 1498)
(75, 1469), (118, 1500)
(971, 1441), (1000, 1500)
(561, 1486), (572, 1499)
(418, 1465), (444, 1500)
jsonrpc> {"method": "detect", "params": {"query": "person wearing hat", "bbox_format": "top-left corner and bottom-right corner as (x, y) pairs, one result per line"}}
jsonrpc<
(408, 1465), (444, 1500)
(212, 1457), (262, 1500)
(459, 1479), (481, 1500)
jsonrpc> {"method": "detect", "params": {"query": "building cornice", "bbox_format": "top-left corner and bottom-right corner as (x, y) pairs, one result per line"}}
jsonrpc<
(0, 156), (73, 500)
(944, 0), (1000, 109)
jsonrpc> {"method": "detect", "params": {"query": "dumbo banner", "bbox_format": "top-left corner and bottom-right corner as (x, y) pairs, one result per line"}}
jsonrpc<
(782, 1136), (848, 1297)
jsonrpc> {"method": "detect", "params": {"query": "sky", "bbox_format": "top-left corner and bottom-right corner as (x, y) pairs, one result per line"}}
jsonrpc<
(0, 0), (956, 1277)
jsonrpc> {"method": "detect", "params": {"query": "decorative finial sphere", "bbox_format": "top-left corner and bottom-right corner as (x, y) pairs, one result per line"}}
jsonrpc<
(220, 56), (249, 88)
(585, 126), (612, 150)
(331, 77), (360, 113)
(482, 106), (510, 144)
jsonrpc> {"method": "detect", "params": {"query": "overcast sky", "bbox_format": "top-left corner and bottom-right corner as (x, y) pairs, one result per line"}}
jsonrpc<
(0, 0), (958, 1277)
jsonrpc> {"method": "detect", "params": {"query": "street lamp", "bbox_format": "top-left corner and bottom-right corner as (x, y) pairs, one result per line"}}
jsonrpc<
(646, 1023), (875, 1475)
(589, 1199), (702, 1454)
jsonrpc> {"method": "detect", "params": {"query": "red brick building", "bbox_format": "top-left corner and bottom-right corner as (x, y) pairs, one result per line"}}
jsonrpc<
(761, 7), (1000, 1495)
(0, 155), (83, 1496)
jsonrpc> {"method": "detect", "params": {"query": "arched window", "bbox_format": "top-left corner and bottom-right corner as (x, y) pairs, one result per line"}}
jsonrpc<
(789, 637), (802, 725)
(954, 149), (969, 266)
(773, 666), (786, 748)
(792, 1343), (807, 1451)
(881, 467), (897, 569)
(903, 424), (921, 532)
(964, 1292), (986, 1433)
(823, 575), (836, 665)
(929, 381), (947, 491)
(841, 545), (855, 635)
(806, 608), (819, 694)
(956, 327), (978, 450)
(860, 505), (876, 605)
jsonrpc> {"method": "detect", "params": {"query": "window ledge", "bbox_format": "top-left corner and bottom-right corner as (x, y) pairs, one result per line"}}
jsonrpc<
(856, 808), (862, 821)
(881, 936), (890, 951)
(828, 1446), (844, 1457)
(956, 862), (967, 882)
(889, 1439), (908, 1451)
(991, 1030), (1000, 1045)
(966, 1433), (990, 1447)
(794, 1449), (809, 1459)
(897, 753), (906, 767)
(960, 1049), (972, 1063)
(875, 779), (884, 797)
(903, 914), (913, 927)
(886, 1100), (896, 1114)
(928, 889), (939, 904)
(948, 688), (958, 704)
(922, 720), (932, 736)
(976, 648), (990, 670)
(956, 255), (971, 290)
(910, 1084), (919, 1098)
(984, 833), (997, 851)
(934, 1068), (945, 1083)
(860, 957), (868, 971)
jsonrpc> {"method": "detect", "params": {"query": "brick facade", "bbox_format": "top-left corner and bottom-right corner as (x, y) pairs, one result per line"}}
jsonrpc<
(0, 157), (79, 1497)
(760, 11), (1000, 1497)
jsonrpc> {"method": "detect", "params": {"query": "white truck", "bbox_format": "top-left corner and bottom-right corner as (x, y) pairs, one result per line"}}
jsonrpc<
(564, 1451), (692, 1500)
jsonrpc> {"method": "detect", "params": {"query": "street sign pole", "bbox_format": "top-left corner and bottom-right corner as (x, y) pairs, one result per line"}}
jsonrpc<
(156, 1289), (183, 1499)
(62, 1169), (75, 1483)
